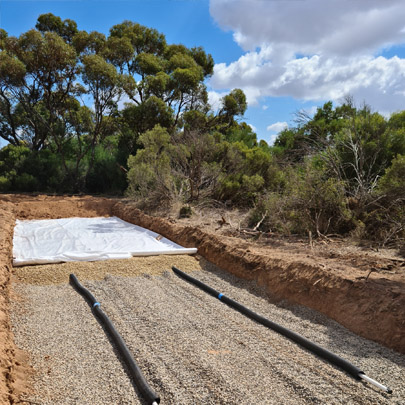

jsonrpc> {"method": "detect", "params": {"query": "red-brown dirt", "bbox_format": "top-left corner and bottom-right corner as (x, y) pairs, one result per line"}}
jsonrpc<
(0, 194), (404, 403)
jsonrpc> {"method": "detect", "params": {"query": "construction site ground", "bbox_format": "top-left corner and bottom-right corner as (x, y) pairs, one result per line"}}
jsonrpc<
(0, 194), (404, 404)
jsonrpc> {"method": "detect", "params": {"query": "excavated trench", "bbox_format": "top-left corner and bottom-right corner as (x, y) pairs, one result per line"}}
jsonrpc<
(0, 194), (404, 403)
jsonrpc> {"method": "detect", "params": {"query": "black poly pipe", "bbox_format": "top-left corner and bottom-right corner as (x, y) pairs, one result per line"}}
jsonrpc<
(69, 273), (160, 405)
(172, 266), (364, 380)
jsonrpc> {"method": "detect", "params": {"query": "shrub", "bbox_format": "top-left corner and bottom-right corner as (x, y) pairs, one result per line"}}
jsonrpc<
(0, 176), (11, 191)
(126, 125), (178, 208)
(378, 154), (405, 196)
(361, 155), (405, 246)
(14, 173), (39, 191)
(179, 205), (192, 218)
(248, 161), (351, 236)
(215, 173), (265, 205)
(85, 145), (127, 194)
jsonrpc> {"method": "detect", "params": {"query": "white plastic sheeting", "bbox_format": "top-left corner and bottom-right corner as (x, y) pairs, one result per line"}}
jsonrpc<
(13, 216), (197, 266)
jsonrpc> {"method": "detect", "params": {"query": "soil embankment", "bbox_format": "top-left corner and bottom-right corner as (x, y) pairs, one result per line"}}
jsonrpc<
(0, 202), (32, 403)
(113, 201), (405, 355)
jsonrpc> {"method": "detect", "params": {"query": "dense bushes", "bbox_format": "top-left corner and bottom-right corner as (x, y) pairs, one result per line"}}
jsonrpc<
(264, 104), (405, 245)
(0, 138), (127, 194)
(123, 100), (405, 248)
(126, 125), (277, 207)
(361, 154), (405, 245)
(0, 144), (63, 192)
(247, 162), (351, 236)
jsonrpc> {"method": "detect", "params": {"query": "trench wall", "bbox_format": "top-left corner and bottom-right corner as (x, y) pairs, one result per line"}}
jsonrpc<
(0, 203), (27, 404)
(113, 202), (405, 355)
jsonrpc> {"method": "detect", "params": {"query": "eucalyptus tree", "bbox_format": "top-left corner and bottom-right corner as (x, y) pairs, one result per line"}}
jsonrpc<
(0, 27), (78, 150)
(35, 13), (78, 43)
(0, 13), (253, 196)
(80, 53), (128, 175)
(105, 21), (214, 136)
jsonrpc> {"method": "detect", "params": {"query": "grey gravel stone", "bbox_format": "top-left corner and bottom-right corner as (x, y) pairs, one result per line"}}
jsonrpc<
(11, 262), (405, 404)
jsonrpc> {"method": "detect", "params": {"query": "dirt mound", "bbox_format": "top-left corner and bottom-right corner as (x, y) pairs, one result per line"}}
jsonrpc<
(0, 194), (404, 403)
(2, 194), (117, 220)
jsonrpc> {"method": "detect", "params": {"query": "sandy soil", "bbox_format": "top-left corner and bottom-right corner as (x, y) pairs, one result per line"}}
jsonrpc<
(0, 193), (404, 403)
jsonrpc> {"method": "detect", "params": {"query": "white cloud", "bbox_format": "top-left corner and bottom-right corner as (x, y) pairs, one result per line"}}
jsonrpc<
(248, 123), (257, 132)
(267, 133), (279, 146)
(267, 121), (288, 133)
(207, 90), (227, 111)
(300, 106), (319, 118)
(210, 0), (405, 56)
(209, 0), (405, 113)
(262, 105), (268, 110)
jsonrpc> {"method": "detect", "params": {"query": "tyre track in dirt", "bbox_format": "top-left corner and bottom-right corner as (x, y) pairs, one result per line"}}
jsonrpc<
(11, 262), (404, 404)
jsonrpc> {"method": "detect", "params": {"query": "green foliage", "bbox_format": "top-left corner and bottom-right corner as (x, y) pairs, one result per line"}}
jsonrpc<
(1, 13), (404, 248)
(85, 143), (127, 194)
(15, 30), (77, 78)
(0, 29), (8, 50)
(22, 149), (63, 190)
(0, 144), (64, 191)
(212, 140), (282, 205)
(121, 96), (174, 141)
(14, 173), (39, 191)
(0, 176), (11, 191)
(0, 13), (249, 198)
(286, 162), (350, 234)
(0, 144), (31, 179)
(359, 155), (405, 245)
(248, 193), (290, 234)
(36, 13), (78, 43)
(82, 54), (119, 89)
(216, 173), (265, 205)
(378, 154), (405, 196)
(126, 123), (274, 208)
(0, 51), (26, 86)
(266, 101), (405, 243)
(127, 125), (176, 206)
(249, 162), (351, 235)
(179, 205), (192, 218)
(224, 122), (258, 148)
(222, 89), (247, 117)
(387, 112), (405, 158)
(72, 30), (106, 55)
(110, 21), (166, 56)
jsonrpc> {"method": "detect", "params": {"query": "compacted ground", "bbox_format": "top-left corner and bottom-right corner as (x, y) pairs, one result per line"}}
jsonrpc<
(0, 194), (404, 403)
(11, 259), (405, 404)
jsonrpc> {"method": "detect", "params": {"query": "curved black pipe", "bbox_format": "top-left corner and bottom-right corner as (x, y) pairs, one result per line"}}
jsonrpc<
(172, 266), (364, 380)
(69, 273), (160, 405)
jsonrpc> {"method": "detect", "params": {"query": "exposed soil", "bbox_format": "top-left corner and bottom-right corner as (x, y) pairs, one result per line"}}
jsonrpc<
(0, 193), (404, 403)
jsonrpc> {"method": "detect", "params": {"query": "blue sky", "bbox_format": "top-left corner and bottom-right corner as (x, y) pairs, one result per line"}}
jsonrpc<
(1, 0), (405, 145)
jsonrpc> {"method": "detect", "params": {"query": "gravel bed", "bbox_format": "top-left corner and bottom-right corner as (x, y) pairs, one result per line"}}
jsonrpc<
(14, 255), (200, 285)
(11, 259), (405, 404)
